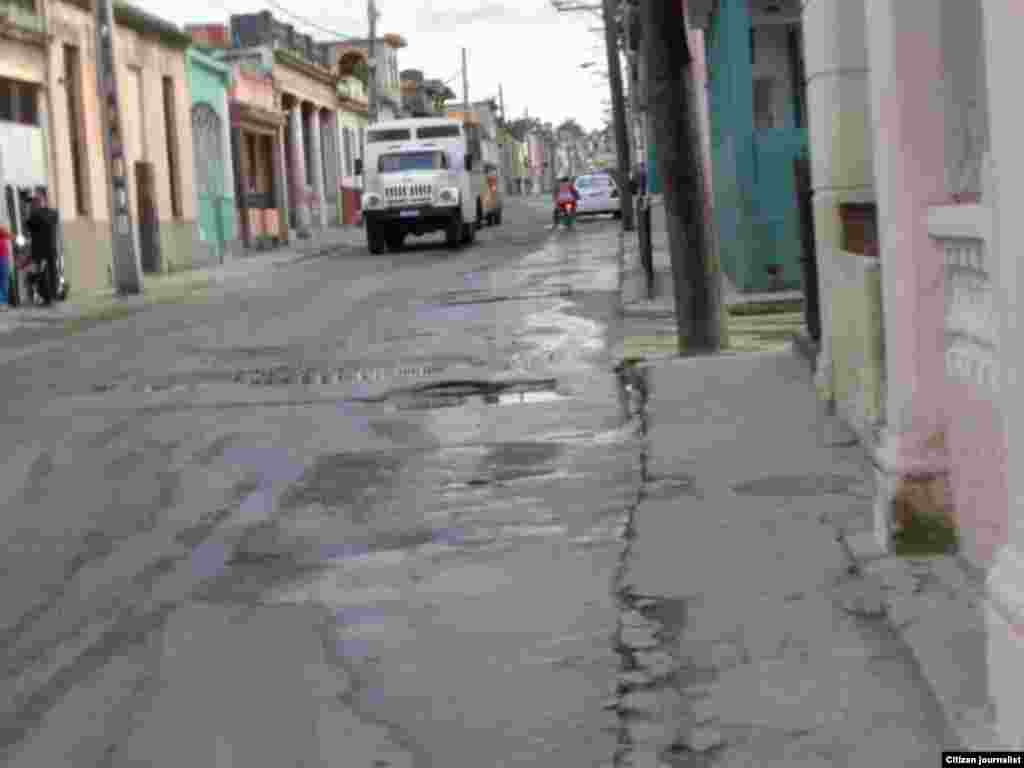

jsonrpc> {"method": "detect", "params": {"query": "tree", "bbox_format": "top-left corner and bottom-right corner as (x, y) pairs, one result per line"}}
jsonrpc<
(556, 118), (586, 138)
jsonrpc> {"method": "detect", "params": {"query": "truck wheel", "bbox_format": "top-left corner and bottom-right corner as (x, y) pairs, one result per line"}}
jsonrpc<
(446, 212), (463, 249)
(367, 224), (386, 254)
(386, 232), (405, 252)
(462, 218), (476, 245)
(495, 209), (502, 226)
(476, 200), (484, 228)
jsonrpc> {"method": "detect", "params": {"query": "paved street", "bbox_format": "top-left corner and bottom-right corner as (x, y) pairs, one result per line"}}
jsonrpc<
(0, 198), (952, 766)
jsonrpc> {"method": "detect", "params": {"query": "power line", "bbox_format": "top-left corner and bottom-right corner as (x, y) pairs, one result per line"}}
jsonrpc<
(261, 0), (359, 41)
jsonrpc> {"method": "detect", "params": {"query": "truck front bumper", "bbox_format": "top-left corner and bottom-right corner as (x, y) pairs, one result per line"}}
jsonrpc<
(363, 204), (460, 235)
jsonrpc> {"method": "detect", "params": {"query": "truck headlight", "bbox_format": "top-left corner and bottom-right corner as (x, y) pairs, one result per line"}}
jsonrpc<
(436, 187), (459, 206)
(363, 193), (383, 210)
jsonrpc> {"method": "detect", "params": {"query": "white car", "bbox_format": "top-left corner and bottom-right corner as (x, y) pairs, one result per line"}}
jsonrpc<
(573, 173), (622, 218)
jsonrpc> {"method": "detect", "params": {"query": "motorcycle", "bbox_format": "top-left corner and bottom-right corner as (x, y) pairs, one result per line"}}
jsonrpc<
(14, 233), (69, 306)
(553, 199), (576, 230)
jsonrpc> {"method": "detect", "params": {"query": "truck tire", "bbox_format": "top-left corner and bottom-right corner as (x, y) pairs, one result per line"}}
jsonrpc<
(494, 209), (502, 226)
(385, 232), (405, 252)
(446, 212), (463, 249)
(462, 217), (476, 245)
(367, 224), (386, 254)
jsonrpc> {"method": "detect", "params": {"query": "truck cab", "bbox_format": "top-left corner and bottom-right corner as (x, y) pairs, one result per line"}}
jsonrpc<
(359, 118), (486, 253)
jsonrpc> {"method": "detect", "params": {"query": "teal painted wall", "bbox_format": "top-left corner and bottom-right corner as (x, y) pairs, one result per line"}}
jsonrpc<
(186, 49), (236, 262)
(705, 0), (806, 293)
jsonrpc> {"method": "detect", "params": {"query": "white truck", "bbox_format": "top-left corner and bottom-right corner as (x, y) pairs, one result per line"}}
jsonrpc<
(358, 117), (487, 253)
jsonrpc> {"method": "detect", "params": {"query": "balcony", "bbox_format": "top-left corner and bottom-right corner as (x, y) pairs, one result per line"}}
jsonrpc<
(0, 0), (44, 36)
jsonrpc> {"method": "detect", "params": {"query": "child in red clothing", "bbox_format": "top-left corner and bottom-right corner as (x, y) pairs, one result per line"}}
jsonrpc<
(0, 225), (12, 308)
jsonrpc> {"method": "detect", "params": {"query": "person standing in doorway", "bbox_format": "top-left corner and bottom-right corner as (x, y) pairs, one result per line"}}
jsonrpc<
(25, 191), (59, 305)
(0, 223), (12, 309)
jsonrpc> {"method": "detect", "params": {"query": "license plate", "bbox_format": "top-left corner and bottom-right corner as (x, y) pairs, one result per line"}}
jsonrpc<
(399, 209), (419, 218)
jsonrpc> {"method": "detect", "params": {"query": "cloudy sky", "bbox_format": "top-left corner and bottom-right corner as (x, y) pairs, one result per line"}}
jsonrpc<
(146, 0), (612, 132)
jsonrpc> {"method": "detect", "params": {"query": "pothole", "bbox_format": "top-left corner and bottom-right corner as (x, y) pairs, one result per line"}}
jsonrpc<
(355, 378), (568, 410)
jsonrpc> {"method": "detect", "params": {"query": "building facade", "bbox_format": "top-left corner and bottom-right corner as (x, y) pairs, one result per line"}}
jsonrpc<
(0, 0), (49, 240)
(323, 34), (406, 122)
(688, 0), (808, 294)
(47, 0), (198, 292)
(186, 47), (237, 264)
(337, 49), (368, 226)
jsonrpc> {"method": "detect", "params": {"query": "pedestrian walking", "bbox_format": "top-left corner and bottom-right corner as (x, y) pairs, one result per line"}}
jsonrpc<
(0, 223), (12, 309)
(24, 191), (59, 306)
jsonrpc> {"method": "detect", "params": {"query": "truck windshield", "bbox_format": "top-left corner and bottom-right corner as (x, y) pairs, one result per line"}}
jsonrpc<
(378, 151), (448, 173)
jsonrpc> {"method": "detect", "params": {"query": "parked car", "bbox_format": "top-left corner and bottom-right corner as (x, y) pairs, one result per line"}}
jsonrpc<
(482, 163), (503, 226)
(573, 172), (622, 219)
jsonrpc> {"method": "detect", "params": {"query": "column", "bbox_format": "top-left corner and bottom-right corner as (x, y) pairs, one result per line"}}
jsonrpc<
(309, 104), (327, 230)
(864, 0), (949, 549)
(325, 109), (341, 226)
(288, 105), (311, 234)
(983, 0), (1024, 749)
(802, 0), (872, 405)
(221, 99), (238, 260)
(275, 122), (290, 244)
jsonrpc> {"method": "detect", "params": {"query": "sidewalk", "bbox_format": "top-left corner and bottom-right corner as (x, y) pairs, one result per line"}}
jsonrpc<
(615, 350), (958, 764)
(611, 206), (1003, 756)
(0, 224), (366, 345)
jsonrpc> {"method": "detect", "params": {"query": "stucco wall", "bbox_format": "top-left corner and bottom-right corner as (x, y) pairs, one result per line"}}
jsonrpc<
(187, 49), (237, 264)
(47, 0), (197, 290)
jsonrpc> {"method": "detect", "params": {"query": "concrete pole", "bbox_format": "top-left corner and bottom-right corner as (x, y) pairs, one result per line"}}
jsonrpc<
(602, 0), (635, 231)
(368, 0), (378, 123)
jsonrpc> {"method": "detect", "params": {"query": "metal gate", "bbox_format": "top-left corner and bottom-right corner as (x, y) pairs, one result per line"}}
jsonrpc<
(192, 103), (227, 263)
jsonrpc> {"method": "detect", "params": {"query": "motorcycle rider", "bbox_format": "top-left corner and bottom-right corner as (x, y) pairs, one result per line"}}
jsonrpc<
(552, 176), (579, 226)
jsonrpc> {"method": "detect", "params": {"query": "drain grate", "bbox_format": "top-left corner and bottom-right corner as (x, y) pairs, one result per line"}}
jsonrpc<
(231, 363), (447, 387)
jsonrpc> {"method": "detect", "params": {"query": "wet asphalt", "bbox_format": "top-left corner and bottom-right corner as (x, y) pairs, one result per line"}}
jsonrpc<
(0, 200), (655, 766)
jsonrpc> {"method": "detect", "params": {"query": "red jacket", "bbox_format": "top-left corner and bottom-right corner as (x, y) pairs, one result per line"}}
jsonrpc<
(554, 181), (579, 204)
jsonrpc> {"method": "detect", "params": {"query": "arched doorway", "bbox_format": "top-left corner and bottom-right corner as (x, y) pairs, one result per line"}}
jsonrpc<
(192, 102), (227, 262)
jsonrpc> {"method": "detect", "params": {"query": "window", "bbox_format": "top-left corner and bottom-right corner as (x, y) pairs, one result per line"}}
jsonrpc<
(0, 77), (39, 126)
(162, 76), (182, 218)
(378, 151), (447, 173)
(0, 79), (14, 122)
(367, 128), (410, 142)
(417, 125), (461, 139)
(63, 47), (90, 215)
(787, 24), (806, 130)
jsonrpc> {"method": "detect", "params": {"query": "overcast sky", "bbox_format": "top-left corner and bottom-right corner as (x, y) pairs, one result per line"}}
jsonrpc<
(147, 0), (612, 132)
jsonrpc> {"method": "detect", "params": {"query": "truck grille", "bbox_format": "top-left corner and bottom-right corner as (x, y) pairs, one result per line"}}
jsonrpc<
(384, 183), (433, 204)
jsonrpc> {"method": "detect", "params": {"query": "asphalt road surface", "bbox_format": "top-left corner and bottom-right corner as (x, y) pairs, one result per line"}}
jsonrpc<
(1, 199), (645, 767)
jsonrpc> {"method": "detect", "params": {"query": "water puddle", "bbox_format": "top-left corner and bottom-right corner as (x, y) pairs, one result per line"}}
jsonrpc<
(354, 377), (568, 411)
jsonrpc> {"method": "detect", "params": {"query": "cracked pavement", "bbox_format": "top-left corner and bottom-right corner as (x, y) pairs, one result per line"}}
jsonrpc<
(0, 199), (952, 766)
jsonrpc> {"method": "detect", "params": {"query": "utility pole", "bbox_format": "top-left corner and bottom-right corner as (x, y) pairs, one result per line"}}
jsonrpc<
(367, 0), (378, 123)
(499, 83), (506, 123)
(95, 0), (142, 294)
(600, 0), (634, 231)
(551, 0), (634, 230)
(640, 0), (720, 353)
(461, 47), (470, 111)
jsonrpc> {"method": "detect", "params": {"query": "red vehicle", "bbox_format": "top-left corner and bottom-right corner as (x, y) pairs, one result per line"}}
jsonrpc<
(553, 178), (578, 229)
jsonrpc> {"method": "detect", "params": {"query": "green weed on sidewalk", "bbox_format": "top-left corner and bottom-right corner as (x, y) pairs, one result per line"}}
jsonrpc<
(622, 302), (805, 359)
